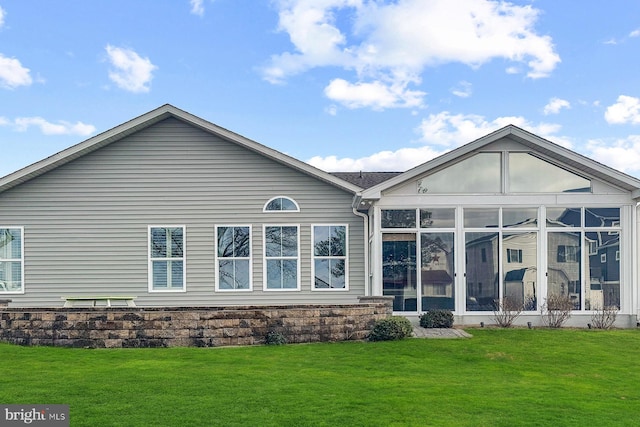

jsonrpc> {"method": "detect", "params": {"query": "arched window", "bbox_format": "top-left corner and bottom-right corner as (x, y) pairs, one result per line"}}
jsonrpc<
(263, 196), (300, 212)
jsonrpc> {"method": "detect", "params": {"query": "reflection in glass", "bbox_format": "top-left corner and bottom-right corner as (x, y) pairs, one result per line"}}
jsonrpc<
(382, 234), (417, 311)
(585, 208), (620, 228)
(503, 208), (538, 228)
(509, 153), (591, 193)
(585, 232), (620, 309)
(314, 259), (346, 289)
(381, 210), (416, 228)
(219, 260), (250, 289)
(0, 228), (22, 292)
(464, 208), (499, 228)
(546, 207), (581, 227)
(420, 208), (455, 228)
(547, 232), (581, 309)
(313, 226), (347, 289)
(421, 233), (454, 310)
(417, 153), (501, 194)
(503, 233), (537, 310)
(465, 232), (499, 311)
(265, 197), (298, 211)
(265, 226), (298, 289)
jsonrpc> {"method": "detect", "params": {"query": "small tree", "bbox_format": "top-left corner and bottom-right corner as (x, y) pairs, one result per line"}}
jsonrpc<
(590, 305), (618, 330)
(492, 297), (523, 328)
(541, 294), (574, 328)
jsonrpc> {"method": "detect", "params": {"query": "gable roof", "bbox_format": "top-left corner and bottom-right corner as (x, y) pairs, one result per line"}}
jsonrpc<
(0, 104), (362, 195)
(330, 172), (402, 189)
(360, 124), (640, 200)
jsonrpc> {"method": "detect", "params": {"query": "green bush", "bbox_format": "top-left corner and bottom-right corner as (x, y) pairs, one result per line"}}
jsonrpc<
(265, 330), (287, 345)
(419, 310), (454, 328)
(368, 316), (413, 341)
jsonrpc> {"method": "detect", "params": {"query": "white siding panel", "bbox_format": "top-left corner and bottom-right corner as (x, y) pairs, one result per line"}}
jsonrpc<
(0, 118), (364, 307)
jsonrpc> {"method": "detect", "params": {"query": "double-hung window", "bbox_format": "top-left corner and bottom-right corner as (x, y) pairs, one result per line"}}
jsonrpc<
(313, 225), (347, 290)
(149, 226), (185, 291)
(0, 227), (23, 293)
(216, 225), (251, 291)
(264, 225), (299, 290)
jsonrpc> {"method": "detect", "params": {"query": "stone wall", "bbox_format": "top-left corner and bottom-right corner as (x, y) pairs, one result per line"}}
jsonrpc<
(0, 298), (392, 348)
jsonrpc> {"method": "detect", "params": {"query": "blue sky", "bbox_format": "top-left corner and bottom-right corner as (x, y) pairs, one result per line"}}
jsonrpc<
(2, 0), (640, 178)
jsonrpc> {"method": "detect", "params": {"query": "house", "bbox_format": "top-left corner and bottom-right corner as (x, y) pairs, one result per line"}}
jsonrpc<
(1, 104), (640, 327)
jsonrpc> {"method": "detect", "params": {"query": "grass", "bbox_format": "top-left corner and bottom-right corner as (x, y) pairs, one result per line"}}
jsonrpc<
(1, 328), (640, 426)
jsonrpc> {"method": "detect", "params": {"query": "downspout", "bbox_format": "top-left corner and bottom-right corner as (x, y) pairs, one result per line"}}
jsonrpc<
(352, 195), (370, 296)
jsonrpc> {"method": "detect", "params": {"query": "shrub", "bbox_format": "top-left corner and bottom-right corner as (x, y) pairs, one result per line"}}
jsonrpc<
(590, 305), (618, 330)
(541, 294), (574, 328)
(265, 330), (287, 345)
(492, 297), (524, 328)
(368, 316), (413, 341)
(419, 309), (454, 328)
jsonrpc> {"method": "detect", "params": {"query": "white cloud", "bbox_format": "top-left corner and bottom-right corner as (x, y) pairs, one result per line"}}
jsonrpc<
(0, 5), (5, 28)
(416, 111), (568, 148)
(451, 81), (472, 98)
(7, 117), (96, 136)
(630, 28), (640, 38)
(105, 45), (157, 93)
(308, 145), (446, 172)
(0, 54), (33, 89)
(324, 78), (425, 110)
(605, 95), (640, 124)
(190, 0), (205, 16)
(264, 0), (560, 109)
(308, 111), (570, 172)
(543, 97), (570, 115)
(587, 136), (640, 174)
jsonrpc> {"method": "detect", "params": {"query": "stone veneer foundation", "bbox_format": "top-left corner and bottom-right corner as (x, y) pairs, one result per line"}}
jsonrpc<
(0, 297), (392, 348)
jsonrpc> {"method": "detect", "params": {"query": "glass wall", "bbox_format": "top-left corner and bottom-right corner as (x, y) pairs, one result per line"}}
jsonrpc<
(421, 232), (455, 310)
(382, 234), (417, 311)
(380, 206), (622, 313)
(546, 208), (620, 310)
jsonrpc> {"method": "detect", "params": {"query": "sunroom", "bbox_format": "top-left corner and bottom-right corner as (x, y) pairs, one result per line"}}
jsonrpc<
(357, 125), (640, 326)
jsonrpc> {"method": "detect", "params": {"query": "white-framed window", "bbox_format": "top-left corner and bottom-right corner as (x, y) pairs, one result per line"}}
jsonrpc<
(506, 248), (522, 263)
(0, 227), (24, 293)
(216, 225), (252, 291)
(264, 225), (299, 290)
(149, 226), (185, 292)
(263, 196), (300, 212)
(312, 225), (348, 290)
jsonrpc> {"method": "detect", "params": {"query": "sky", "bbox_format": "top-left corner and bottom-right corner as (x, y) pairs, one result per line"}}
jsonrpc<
(2, 0), (640, 179)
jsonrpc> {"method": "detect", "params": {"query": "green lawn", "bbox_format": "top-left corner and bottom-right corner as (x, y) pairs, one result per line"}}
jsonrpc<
(1, 329), (639, 426)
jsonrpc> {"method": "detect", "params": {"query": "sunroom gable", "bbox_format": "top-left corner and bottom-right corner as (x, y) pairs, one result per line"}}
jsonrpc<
(360, 125), (640, 200)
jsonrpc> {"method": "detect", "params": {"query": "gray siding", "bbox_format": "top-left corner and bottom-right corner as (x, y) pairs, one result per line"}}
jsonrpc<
(0, 118), (364, 307)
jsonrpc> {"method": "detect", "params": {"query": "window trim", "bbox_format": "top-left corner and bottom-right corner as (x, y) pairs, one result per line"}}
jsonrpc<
(0, 226), (24, 294)
(312, 224), (349, 291)
(263, 196), (300, 212)
(148, 225), (186, 293)
(263, 224), (300, 291)
(215, 225), (253, 292)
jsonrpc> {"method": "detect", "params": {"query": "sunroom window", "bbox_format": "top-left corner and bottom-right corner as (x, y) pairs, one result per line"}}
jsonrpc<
(0, 228), (23, 293)
(416, 152), (591, 194)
